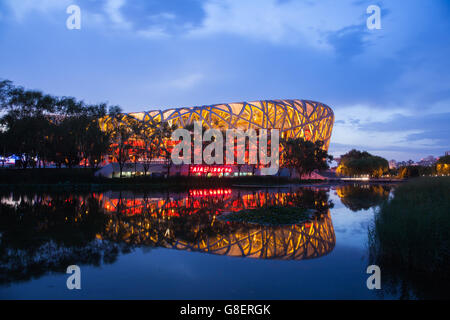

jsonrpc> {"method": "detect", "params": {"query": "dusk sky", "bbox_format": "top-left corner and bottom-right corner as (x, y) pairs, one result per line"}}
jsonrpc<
(0, 0), (449, 161)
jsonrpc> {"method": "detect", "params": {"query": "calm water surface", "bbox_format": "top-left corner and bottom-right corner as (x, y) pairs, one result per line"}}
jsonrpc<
(0, 184), (399, 299)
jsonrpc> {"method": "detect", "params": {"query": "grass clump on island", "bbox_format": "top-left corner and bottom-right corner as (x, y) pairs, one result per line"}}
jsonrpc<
(369, 177), (450, 299)
(221, 206), (313, 225)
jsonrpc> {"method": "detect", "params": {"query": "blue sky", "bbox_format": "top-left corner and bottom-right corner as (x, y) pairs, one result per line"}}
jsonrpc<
(0, 0), (449, 161)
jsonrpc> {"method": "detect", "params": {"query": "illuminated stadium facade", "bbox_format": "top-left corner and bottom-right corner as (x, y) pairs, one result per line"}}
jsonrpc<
(106, 99), (334, 147)
(98, 99), (334, 177)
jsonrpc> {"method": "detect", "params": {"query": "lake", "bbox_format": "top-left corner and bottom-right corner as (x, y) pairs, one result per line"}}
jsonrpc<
(0, 184), (401, 299)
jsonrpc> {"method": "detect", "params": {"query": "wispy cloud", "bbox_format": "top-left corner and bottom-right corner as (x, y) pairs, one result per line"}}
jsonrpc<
(167, 73), (204, 90)
(136, 26), (169, 39)
(4, 0), (72, 21)
(330, 105), (450, 160)
(0, 0), (378, 51)
(104, 0), (131, 30)
(187, 0), (368, 49)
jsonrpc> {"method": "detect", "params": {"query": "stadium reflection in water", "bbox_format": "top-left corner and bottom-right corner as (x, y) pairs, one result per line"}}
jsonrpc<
(1, 184), (406, 299)
(0, 187), (336, 285)
(99, 188), (336, 260)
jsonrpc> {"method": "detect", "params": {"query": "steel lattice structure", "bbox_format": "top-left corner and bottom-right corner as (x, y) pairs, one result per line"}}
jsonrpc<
(104, 99), (334, 150)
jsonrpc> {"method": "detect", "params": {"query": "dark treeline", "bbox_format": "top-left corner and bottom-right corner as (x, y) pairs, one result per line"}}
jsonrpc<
(0, 79), (175, 178)
(336, 149), (449, 179)
(395, 160), (449, 178)
(397, 165), (433, 178)
(0, 79), (114, 169)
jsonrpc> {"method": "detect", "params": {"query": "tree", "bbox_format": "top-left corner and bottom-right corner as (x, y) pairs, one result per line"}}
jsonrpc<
(281, 137), (332, 179)
(79, 104), (110, 169)
(152, 120), (176, 177)
(84, 118), (111, 169)
(107, 111), (135, 178)
(397, 165), (433, 178)
(0, 80), (116, 170)
(4, 86), (56, 116)
(0, 129), (9, 167)
(0, 80), (13, 108)
(131, 119), (162, 176)
(436, 155), (450, 175)
(129, 118), (145, 176)
(0, 114), (51, 168)
(57, 116), (84, 168)
(337, 149), (388, 178)
(180, 123), (209, 177)
(0, 82), (58, 168)
(109, 117), (175, 178)
(111, 126), (133, 178)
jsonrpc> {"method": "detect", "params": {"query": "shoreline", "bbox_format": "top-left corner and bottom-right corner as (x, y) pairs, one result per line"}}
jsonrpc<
(0, 167), (406, 192)
(0, 179), (405, 192)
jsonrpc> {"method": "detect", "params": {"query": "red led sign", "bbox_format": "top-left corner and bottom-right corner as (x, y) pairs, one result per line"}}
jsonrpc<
(190, 165), (232, 174)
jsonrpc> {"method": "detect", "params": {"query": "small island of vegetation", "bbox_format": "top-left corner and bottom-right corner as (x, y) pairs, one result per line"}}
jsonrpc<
(220, 206), (314, 225)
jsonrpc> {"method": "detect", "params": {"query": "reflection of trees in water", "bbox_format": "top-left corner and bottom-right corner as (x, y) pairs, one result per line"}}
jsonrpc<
(282, 188), (334, 213)
(0, 193), (128, 285)
(0, 187), (335, 285)
(335, 184), (392, 211)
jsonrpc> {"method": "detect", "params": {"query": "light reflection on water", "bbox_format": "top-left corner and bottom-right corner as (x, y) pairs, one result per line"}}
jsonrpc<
(0, 184), (397, 299)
